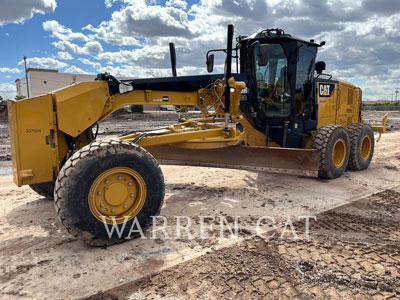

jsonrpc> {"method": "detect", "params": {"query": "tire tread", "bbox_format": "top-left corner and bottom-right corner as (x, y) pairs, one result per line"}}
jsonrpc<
(54, 140), (165, 246)
(312, 125), (350, 179)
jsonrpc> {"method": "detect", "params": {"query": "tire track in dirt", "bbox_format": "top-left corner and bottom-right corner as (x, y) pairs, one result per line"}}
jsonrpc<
(85, 188), (400, 300)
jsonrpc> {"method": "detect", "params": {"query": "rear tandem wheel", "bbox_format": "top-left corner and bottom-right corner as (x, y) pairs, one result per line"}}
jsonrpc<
(346, 123), (374, 171)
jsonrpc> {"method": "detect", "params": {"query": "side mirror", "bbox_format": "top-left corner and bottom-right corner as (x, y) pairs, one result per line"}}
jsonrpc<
(315, 61), (326, 74)
(119, 83), (134, 94)
(258, 44), (269, 66)
(206, 54), (214, 73)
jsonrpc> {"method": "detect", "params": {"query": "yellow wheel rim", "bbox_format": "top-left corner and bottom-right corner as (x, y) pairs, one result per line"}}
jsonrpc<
(360, 135), (372, 161)
(332, 138), (346, 168)
(89, 167), (146, 225)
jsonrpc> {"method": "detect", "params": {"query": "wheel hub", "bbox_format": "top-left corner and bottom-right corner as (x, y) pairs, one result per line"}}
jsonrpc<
(88, 167), (146, 224)
(360, 135), (371, 161)
(332, 138), (346, 168)
(105, 183), (128, 206)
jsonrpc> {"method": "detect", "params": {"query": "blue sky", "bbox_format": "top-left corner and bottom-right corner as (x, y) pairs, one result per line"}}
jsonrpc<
(0, 1), (131, 81)
(0, 0), (400, 100)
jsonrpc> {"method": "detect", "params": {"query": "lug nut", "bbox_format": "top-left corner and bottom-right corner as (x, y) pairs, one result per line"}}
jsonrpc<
(100, 203), (105, 208)
(128, 182), (132, 186)
(105, 179), (110, 184)
(97, 191), (102, 196)
(118, 176), (122, 180)
(104, 208), (108, 212)
(111, 208), (115, 213)
(130, 193), (135, 198)
(123, 204), (127, 209)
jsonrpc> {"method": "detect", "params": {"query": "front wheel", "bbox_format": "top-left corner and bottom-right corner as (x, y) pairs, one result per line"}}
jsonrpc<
(312, 125), (350, 179)
(54, 140), (165, 246)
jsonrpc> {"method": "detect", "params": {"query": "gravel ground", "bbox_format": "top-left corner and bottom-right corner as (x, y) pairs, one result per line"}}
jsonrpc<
(88, 188), (400, 300)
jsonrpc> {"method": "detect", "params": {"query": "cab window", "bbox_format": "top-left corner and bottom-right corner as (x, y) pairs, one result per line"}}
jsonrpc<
(254, 43), (291, 117)
(295, 47), (315, 115)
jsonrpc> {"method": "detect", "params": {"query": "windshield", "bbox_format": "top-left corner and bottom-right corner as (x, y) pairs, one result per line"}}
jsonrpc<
(254, 43), (291, 117)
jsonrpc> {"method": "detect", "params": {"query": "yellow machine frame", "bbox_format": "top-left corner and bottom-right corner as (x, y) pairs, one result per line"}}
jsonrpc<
(7, 78), (254, 186)
(8, 76), (387, 187)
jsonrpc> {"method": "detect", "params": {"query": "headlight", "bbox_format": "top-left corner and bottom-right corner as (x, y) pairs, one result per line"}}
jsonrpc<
(119, 83), (134, 94)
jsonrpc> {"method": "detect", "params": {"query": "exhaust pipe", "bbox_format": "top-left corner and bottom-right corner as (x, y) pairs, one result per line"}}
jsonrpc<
(169, 42), (177, 77)
(224, 24), (234, 130)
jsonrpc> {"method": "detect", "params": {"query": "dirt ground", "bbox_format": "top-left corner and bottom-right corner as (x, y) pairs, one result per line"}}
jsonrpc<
(89, 188), (400, 300)
(0, 109), (399, 299)
(362, 110), (400, 132)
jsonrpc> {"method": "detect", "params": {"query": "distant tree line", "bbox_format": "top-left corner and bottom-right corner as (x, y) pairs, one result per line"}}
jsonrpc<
(363, 102), (400, 107)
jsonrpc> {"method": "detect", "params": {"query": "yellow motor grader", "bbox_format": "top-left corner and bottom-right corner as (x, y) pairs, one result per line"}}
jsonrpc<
(8, 25), (386, 245)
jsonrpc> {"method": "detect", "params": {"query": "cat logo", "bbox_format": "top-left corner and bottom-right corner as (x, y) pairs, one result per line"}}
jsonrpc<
(319, 83), (335, 98)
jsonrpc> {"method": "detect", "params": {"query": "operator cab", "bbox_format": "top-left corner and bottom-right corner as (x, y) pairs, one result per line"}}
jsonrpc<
(237, 29), (325, 148)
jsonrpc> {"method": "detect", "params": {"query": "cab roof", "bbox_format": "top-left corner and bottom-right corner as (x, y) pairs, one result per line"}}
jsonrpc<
(239, 29), (321, 47)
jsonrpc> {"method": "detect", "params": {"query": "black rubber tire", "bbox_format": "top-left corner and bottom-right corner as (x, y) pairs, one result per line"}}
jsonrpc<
(54, 140), (165, 246)
(131, 105), (144, 113)
(29, 182), (55, 199)
(312, 125), (350, 179)
(346, 123), (374, 171)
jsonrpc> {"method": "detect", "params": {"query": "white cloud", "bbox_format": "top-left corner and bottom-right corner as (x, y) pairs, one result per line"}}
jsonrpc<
(79, 58), (102, 70)
(82, 23), (141, 46)
(53, 40), (82, 54)
(43, 20), (89, 41)
(166, 0), (187, 10)
(96, 64), (172, 78)
(18, 57), (68, 69)
(0, 67), (21, 73)
(84, 41), (103, 55)
(53, 40), (103, 55)
(58, 51), (73, 60)
(0, 83), (16, 99)
(87, 0), (192, 39)
(97, 46), (166, 66)
(64, 66), (88, 74)
(0, 0), (57, 26)
(104, 0), (118, 7)
(0, 83), (15, 92)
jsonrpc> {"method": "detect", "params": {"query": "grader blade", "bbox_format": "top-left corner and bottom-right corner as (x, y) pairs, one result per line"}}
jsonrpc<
(146, 145), (320, 177)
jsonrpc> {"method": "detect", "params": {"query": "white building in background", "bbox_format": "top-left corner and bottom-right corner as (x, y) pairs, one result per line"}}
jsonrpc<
(15, 68), (96, 98)
(15, 68), (165, 111)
